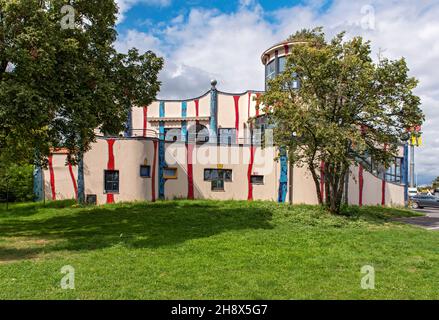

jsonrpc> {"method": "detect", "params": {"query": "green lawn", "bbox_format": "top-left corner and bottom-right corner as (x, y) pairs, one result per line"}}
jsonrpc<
(0, 200), (438, 300)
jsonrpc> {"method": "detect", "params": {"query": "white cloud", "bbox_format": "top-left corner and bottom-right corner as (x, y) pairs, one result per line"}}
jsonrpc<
(115, 0), (439, 183)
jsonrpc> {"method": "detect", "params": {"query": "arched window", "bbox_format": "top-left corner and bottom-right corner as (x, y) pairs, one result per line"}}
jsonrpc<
(187, 123), (209, 144)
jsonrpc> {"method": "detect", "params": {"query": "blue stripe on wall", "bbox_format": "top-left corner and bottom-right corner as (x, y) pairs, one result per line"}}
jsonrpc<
(210, 87), (218, 141)
(181, 101), (187, 142)
(278, 147), (288, 203)
(159, 101), (166, 200)
(159, 101), (165, 118)
(33, 165), (43, 201)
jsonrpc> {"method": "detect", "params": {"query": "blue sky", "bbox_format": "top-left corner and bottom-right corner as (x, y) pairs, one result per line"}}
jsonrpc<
(117, 0), (333, 34)
(114, 0), (439, 184)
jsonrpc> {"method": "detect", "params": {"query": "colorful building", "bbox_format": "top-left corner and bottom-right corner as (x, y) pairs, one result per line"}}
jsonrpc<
(34, 41), (409, 206)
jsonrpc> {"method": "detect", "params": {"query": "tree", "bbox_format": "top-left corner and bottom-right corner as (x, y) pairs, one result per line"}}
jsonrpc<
(433, 177), (439, 191)
(0, 0), (163, 202)
(261, 28), (424, 214)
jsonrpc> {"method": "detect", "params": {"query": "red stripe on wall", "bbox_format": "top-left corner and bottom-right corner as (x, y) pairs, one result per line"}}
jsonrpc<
(359, 165), (364, 207)
(233, 95), (240, 143)
(195, 99), (199, 118)
(106, 139), (116, 204)
(247, 146), (256, 201)
(143, 106), (148, 137)
(68, 163), (78, 200)
(320, 161), (325, 202)
(284, 44), (289, 55)
(48, 155), (56, 200)
(151, 140), (158, 202)
(187, 144), (194, 200)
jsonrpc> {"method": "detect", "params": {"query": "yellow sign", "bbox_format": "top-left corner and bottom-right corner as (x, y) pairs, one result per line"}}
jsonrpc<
(411, 135), (422, 147)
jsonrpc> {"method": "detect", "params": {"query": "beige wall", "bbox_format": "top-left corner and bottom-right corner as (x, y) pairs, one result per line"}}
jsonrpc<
(43, 138), (405, 207)
(292, 165), (319, 205)
(131, 91), (263, 142)
(43, 153), (77, 201)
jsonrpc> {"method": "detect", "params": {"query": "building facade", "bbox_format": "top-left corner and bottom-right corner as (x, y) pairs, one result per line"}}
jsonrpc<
(35, 41), (409, 206)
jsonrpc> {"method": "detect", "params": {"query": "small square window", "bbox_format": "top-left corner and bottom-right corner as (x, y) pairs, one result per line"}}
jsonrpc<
(212, 179), (224, 191)
(104, 170), (119, 193)
(164, 167), (178, 179)
(251, 175), (264, 185)
(140, 165), (151, 178)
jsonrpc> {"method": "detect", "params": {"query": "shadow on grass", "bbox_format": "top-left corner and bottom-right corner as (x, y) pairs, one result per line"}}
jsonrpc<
(0, 199), (77, 218)
(341, 205), (421, 221)
(0, 201), (274, 262)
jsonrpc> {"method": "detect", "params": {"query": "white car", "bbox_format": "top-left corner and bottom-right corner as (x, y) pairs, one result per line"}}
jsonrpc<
(408, 188), (418, 198)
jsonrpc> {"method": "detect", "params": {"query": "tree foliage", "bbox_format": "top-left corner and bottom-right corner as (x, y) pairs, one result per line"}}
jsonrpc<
(261, 28), (424, 214)
(0, 0), (164, 166)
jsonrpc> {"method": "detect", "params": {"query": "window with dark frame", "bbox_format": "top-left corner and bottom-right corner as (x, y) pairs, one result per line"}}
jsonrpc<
(204, 169), (232, 191)
(140, 165), (151, 178)
(211, 179), (225, 191)
(218, 128), (236, 145)
(164, 167), (178, 179)
(104, 170), (119, 193)
(251, 175), (264, 185)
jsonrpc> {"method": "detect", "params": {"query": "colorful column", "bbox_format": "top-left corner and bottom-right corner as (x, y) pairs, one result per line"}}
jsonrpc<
(210, 80), (218, 143)
(158, 101), (166, 200)
(33, 164), (44, 202)
(181, 101), (187, 142)
(278, 147), (288, 203)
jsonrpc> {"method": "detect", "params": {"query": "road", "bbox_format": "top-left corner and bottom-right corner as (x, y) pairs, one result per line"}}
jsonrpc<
(395, 207), (439, 230)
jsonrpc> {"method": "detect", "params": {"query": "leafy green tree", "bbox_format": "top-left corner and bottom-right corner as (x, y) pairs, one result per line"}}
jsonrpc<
(433, 177), (439, 190)
(0, 163), (34, 204)
(261, 28), (424, 214)
(0, 0), (163, 202)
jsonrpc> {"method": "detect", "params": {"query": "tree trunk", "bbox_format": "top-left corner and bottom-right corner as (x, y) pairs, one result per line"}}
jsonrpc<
(77, 152), (85, 204)
(309, 161), (323, 204)
(6, 176), (9, 211)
